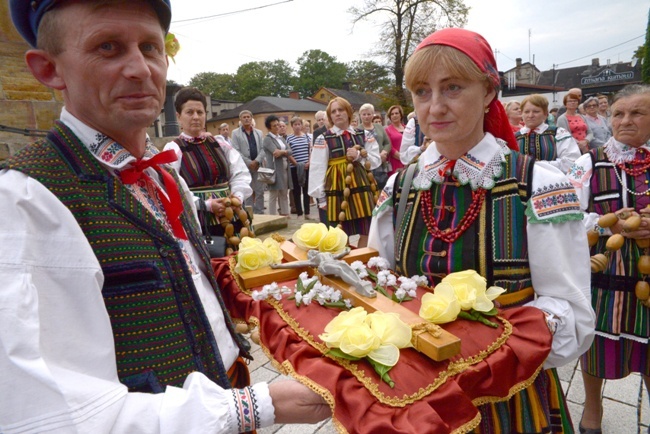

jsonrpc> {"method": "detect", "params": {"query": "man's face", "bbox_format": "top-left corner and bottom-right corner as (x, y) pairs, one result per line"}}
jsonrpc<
(240, 113), (253, 127)
(278, 121), (287, 135)
(50, 2), (167, 141)
(220, 125), (230, 137)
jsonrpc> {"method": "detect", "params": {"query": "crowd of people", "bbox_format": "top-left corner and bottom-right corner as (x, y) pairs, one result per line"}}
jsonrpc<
(1, 0), (649, 433)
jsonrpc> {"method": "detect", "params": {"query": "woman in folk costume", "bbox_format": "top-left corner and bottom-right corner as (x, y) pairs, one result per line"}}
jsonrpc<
(368, 28), (595, 433)
(308, 97), (381, 238)
(515, 93), (581, 174)
(567, 84), (650, 433)
(164, 87), (252, 250)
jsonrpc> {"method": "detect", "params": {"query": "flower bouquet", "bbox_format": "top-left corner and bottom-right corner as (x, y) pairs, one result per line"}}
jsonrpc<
(419, 270), (505, 328)
(319, 306), (412, 388)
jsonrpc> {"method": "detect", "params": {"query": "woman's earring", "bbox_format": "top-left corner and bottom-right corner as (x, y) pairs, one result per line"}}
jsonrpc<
(484, 106), (490, 114)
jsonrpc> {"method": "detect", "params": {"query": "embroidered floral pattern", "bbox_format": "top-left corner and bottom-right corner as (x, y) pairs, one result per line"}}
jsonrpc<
(231, 387), (260, 433)
(604, 138), (648, 165)
(413, 138), (507, 191)
(531, 182), (580, 218)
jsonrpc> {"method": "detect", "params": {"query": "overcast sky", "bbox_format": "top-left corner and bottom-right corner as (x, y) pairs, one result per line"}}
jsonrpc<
(166, 0), (648, 86)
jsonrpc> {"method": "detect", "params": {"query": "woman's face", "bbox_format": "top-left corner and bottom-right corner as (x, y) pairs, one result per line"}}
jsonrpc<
(292, 121), (303, 134)
(611, 94), (650, 148)
(389, 109), (402, 124)
(598, 98), (609, 113)
(329, 101), (350, 129)
(521, 102), (547, 130)
(565, 98), (579, 112)
(269, 120), (279, 135)
(360, 109), (374, 126)
(584, 100), (599, 117)
(177, 100), (206, 137)
(506, 102), (521, 124)
(412, 66), (494, 155)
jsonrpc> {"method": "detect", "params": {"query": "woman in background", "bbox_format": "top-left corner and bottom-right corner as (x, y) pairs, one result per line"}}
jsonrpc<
(385, 104), (406, 175)
(583, 96), (612, 149)
(359, 103), (391, 191)
(286, 116), (312, 219)
(515, 93), (581, 173)
(505, 100), (523, 133)
(567, 84), (650, 433)
(557, 93), (593, 153)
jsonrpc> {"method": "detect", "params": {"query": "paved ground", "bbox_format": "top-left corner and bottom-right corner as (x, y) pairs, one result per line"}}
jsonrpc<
(246, 195), (649, 433)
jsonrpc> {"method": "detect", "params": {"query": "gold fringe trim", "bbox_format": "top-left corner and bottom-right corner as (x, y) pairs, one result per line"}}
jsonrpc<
(230, 257), (534, 410)
(452, 412), (482, 434)
(470, 364), (544, 407)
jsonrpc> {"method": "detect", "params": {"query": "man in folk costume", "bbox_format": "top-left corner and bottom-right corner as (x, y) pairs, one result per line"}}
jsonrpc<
(0, 1), (329, 432)
(308, 97), (381, 238)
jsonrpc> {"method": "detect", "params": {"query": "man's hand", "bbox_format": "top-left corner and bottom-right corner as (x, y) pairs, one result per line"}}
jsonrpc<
(250, 160), (260, 171)
(269, 380), (331, 424)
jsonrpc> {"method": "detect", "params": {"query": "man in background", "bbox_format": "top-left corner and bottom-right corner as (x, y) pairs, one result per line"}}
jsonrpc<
(231, 110), (266, 214)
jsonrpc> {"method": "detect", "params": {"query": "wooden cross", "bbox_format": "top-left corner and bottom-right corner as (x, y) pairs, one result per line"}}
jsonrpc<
(237, 241), (461, 361)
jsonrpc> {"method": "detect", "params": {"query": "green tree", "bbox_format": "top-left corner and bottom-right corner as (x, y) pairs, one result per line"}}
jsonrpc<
(234, 60), (296, 101)
(345, 60), (392, 93)
(640, 11), (650, 83)
(234, 62), (271, 101)
(350, 0), (469, 105)
(296, 49), (348, 97)
(188, 72), (238, 100)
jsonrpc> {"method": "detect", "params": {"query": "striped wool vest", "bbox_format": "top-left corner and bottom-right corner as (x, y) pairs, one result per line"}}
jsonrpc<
(1, 122), (248, 392)
(515, 126), (558, 162)
(174, 136), (231, 189)
(393, 151), (535, 302)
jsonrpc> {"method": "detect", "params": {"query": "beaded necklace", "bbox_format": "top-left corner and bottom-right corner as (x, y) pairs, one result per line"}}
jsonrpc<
(421, 186), (487, 243)
(613, 149), (650, 196)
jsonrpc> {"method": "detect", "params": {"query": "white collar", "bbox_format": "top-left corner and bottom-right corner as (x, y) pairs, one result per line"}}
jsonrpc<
(519, 123), (549, 135)
(604, 137), (650, 165)
(331, 125), (355, 135)
(413, 133), (509, 191)
(60, 107), (157, 170)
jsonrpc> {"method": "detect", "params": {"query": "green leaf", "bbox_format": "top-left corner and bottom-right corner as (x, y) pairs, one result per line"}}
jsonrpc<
(296, 278), (304, 294)
(327, 348), (361, 361)
(366, 269), (378, 282)
(476, 314), (499, 328)
(481, 307), (499, 316)
(458, 311), (479, 321)
(324, 301), (350, 310)
(367, 358), (395, 388)
(375, 285), (390, 298)
(305, 278), (318, 292)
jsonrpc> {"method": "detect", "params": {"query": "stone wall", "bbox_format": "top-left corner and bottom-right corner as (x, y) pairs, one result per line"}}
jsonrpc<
(0, 2), (63, 162)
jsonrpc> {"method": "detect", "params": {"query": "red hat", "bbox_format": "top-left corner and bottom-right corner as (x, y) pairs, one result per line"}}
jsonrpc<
(416, 28), (518, 151)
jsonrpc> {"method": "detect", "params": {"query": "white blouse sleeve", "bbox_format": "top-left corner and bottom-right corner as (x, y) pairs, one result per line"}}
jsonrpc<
(163, 140), (183, 172)
(566, 152), (601, 231)
(362, 129), (381, 170)
(368, 173), (398, 268)
(525, 162), (595, 369)
(400, 118), (421, 164)
(554, 127), (582, 174)
(218, 138), (253, 202)
(308, 134), (329, 204)
(0, 170), (274, 434)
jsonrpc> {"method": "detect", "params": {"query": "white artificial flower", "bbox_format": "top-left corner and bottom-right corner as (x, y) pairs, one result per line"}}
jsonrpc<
(368, 256), (390, 270)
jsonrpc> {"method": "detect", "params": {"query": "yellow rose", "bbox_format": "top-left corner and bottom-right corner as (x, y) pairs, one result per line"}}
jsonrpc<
(235, 239), (272, 273)
(293, 223), (328, 250)
(239, 236), (263, 250)
(338, 322), (381, 358)
(262, 237), (283, 264)
(419, 283), (461, 324)
(318, 226), (348, 254)
(365, 311), (412, 366)
(320, 306), (368, 345)
(473, 285), (506, 312)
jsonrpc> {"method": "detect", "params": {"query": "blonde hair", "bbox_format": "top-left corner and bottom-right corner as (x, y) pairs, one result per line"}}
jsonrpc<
(405, 45), (492, 94)
(520, 94), (549, 115)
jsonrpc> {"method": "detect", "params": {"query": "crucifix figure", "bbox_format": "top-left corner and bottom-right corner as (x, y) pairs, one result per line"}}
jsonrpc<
(271, 249), (377, 298)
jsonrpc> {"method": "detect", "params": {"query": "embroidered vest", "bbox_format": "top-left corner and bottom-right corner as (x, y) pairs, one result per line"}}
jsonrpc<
(393, 151), (535, 300)
(515, 126), (558, 162)
(587, 147), (646, 283)
(174, 136), (230, 189)
(1, 122), (249, 392)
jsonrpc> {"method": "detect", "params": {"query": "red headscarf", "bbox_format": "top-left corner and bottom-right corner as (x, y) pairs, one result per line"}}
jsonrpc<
(415, 28), (519, 151)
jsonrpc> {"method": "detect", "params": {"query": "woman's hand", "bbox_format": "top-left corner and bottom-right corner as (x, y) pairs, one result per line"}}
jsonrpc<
(346, 147), (359, 160)
(612, 208), (650, 239)
(210, 198), (228, 217)
(380, 150), (388, 162)
(577, 139), (589, 153)
(273, 149), (286, 158)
